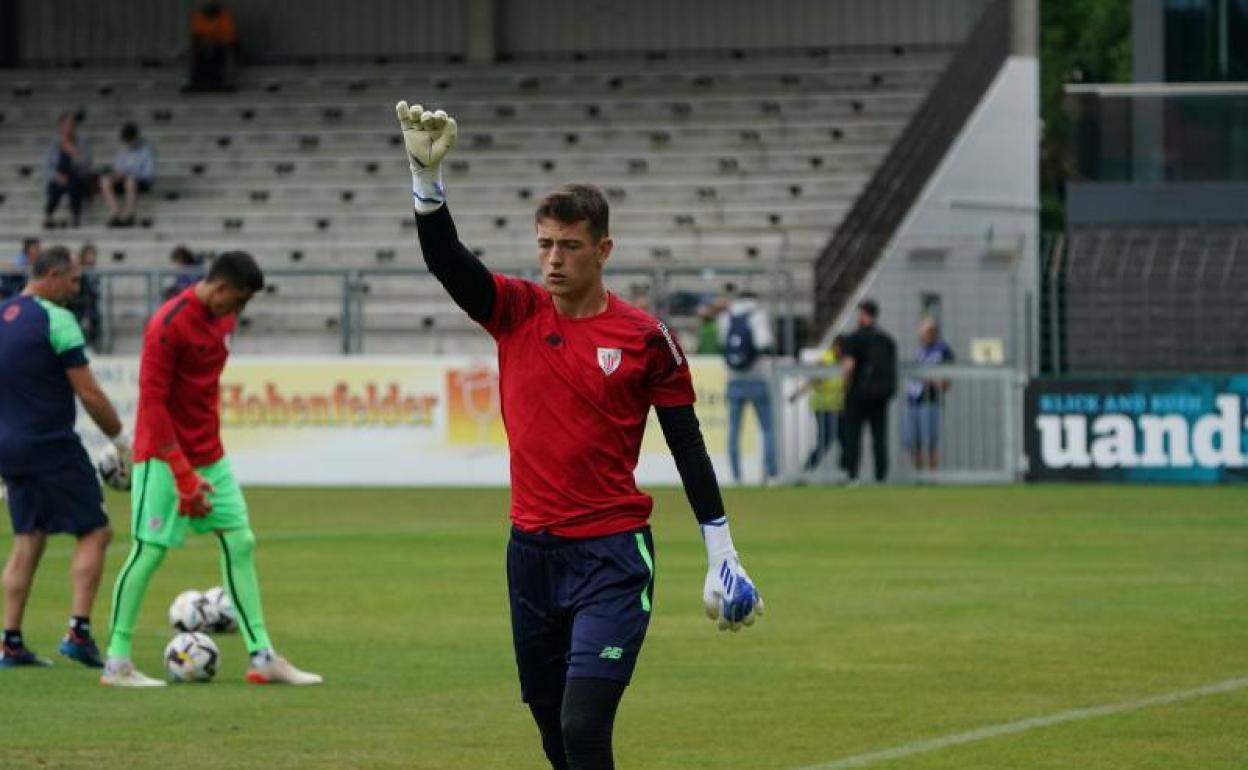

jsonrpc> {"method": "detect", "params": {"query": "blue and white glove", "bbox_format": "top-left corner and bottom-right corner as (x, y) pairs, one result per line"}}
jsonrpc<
(395, 101), (458, 214)
(700, 516), (764, 632)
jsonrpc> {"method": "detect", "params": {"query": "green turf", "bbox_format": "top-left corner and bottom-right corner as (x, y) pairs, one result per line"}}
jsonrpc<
(2, 485), (1246, 769)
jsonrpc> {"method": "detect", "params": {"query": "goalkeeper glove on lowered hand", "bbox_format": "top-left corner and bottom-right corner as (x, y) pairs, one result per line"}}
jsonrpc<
(395, 100), (458, 214)
(700, 516), (764, 631)
(166, 449), (214, 519)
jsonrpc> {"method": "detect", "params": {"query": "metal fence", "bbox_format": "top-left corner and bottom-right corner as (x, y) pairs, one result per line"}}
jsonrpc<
(772, 361), (1025, 484)
(1, 263), (799, 354)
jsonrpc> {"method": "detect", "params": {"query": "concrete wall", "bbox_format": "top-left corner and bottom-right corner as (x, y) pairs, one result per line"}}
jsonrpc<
(13, 0), (988, 65)
(828, 55), (1040, 372)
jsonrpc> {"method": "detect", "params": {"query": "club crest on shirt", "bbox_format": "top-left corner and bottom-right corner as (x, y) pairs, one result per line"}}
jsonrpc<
(597, 347), (622, 376)
(2, 304), (19, 322)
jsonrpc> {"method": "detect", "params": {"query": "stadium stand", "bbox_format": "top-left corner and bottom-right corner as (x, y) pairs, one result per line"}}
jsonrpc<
(0, 49), (950, 352)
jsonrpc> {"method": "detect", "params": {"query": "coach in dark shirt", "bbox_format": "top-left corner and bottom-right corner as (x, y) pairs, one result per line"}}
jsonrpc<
(839, 299), (898, 483)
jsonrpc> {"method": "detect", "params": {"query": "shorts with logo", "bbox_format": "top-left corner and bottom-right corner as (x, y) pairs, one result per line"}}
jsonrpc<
(507, 525), (655, 704)
(130, 456), (249, 547)
(3, 447), (107, 536)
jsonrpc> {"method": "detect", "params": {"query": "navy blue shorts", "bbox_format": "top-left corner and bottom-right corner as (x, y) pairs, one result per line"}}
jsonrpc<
(3, 449), (107, 536)
(507, 526), (655, 704)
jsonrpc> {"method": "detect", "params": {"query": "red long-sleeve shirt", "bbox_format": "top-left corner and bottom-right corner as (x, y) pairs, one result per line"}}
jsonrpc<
(133, 287), (235, 467)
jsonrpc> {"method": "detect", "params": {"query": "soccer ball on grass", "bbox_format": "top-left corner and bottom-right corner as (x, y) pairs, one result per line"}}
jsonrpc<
(164, 632), (219, 682)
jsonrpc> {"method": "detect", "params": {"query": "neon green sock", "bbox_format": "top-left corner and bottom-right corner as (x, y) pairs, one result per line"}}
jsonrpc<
(216, 528), (272, 654)
(106, 540), (167, 659)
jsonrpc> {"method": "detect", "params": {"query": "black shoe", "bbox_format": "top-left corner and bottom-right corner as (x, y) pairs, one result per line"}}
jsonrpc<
(0, 644), (53, 668)
(106, 216), (124, 228)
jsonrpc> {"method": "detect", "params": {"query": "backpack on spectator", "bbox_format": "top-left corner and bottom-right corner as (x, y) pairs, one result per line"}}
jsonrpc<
(724, 312), (759, 371)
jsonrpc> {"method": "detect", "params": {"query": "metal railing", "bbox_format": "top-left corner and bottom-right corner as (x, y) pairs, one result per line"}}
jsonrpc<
(4, 263), (800, 355)
(772, 361), (1026, 484)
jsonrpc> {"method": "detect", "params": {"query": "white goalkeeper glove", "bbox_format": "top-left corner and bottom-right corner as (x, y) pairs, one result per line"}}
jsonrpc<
(395, 100), (458, 214)
(700, 516), (764, 631)
(98, 430), (132, 491)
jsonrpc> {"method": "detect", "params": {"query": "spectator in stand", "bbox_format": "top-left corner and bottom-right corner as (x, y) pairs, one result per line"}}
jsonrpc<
(789, 335), (846, 473)
(904, 318), (955, 472)
(839, 299), (897, 484)
(719, 290), (778, 484)
(1, 238), (39, 300)
(67, 243), (103, 350)
(98, 123), (156, 228)
(186, 2), (239, 93)
(43, 111), (92, 228)
(163, 245), (206, 300)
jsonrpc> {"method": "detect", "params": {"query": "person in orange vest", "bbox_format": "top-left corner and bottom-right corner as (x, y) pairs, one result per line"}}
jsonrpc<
(186, 2), (238, 93)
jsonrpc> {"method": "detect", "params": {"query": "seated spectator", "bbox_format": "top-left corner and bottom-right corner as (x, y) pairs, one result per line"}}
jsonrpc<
(43, 111), (92, 228)
(0, 238), (38, 300)
(68, 242), (103, 349)
(99, 123), (156, 228)
(186, 2), (239, 93)
(163, 245), (206, 299)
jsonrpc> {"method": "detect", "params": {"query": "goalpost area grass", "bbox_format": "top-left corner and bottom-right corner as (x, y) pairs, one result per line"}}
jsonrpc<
(2, 485), (1246, 769)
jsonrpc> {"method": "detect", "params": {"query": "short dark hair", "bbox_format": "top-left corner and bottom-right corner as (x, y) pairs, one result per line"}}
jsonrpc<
(21, 237), (39, 254)
(534, 184), (609, 242)
(858, 298), (879, 318)
(120, 122), (139, 143)
(207, 250), (264, 291)
(32, 245), (72, 278)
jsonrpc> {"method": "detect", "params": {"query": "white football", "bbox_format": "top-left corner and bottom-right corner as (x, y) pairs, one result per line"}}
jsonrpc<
(203, 586), (239, 633)
(96, 444), (130, 491)
(168, 589), (218, 632)
(164, 632), (220, 682)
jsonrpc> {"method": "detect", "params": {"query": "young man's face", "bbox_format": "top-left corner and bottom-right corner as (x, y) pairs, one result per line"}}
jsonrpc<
(204, 282), (255, 317)
(535, 218), (612, 299)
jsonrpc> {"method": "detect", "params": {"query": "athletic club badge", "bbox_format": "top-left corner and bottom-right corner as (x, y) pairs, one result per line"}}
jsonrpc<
(597, 347), (622, 376)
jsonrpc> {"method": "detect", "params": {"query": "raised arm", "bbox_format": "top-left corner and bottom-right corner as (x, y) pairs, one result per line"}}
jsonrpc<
(397, 101), (496, 323)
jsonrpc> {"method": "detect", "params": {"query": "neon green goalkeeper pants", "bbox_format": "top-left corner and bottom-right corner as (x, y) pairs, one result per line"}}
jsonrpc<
(107, 457), (273, 658)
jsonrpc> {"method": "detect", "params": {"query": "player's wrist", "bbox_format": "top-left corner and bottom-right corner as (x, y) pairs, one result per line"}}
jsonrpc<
(700, 515), (737, 565)
(411, 165), (445, 214)
(110, 429), (131, 453)
(163, 448), (199, 493)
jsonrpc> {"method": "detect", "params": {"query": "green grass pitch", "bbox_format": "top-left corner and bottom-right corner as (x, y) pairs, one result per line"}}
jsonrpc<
(2, 485), (1247, 769)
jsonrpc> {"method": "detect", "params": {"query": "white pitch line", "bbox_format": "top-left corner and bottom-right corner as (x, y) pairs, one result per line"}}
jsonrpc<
(794, 676), (1248, 770)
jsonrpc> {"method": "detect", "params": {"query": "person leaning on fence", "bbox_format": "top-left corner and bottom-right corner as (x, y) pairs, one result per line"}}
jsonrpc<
(1, 239), (39, 301)
(789, 335), (846, 473)
(839, 299), (897, 484)
(66, 243), (102, 351)
(904, 318), (954, 472)
(719, 291), (778, 484)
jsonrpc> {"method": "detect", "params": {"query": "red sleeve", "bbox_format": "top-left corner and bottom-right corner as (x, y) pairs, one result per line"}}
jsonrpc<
(137, 314), (183, 458)
(481, 274), (545, 338)
(646, 321), (696, 407)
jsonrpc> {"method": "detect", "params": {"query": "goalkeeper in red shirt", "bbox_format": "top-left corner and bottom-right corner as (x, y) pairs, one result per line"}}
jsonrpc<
(398, 102), (764, 769)
(100, 252), (321, 687)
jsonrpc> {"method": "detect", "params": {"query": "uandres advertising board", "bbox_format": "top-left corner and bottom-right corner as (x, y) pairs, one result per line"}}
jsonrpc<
(1025, 376), (1248, 483)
